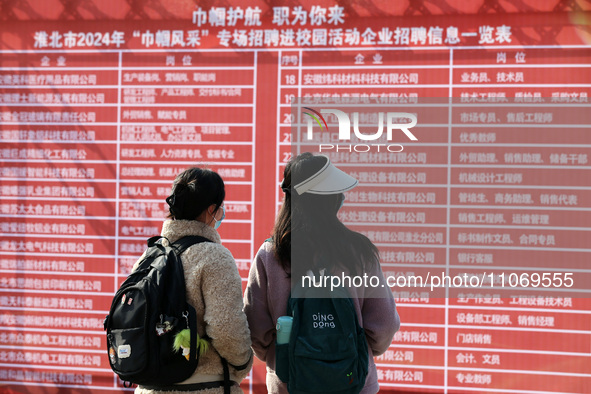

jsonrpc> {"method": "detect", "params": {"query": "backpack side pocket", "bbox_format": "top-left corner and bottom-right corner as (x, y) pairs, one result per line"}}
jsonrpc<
(275, 342), (290, 383)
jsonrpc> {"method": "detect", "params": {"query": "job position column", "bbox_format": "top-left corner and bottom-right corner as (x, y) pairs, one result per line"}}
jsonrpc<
(117, 50), (256, 284)
(448, 47), (591, 393)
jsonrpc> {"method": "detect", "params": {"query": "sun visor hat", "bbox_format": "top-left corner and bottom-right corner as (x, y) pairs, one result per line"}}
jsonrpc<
(293, 155), (359, 195)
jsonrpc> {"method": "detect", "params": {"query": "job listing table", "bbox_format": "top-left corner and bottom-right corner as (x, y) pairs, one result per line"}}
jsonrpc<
(0, 41), (590, 394)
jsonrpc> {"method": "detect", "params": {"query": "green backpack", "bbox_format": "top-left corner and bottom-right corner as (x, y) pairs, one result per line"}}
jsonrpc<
(276, 281), (369, 394)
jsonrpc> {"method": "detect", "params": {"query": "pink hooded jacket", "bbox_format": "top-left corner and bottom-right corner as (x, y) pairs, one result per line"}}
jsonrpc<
(244, 241), (400, 394)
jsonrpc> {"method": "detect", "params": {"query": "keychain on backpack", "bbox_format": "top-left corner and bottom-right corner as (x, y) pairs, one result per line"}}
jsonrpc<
(173, 311), (209, 360)
(156, 314), (176, 336)
(173, 329), (192, 360)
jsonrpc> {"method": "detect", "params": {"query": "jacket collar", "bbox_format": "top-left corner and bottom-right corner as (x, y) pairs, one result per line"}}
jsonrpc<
(161, 219), (221, 244)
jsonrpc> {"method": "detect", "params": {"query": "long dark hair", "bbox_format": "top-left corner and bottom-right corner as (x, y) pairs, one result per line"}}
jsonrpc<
(273, 153), (378, 277)
(166, 167), (225, 220)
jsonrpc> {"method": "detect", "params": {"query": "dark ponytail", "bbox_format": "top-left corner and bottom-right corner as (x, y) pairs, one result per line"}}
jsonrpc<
(166, 167), (225, 220)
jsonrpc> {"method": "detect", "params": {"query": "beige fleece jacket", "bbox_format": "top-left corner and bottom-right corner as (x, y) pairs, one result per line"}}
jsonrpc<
(134, 220), (252, 394)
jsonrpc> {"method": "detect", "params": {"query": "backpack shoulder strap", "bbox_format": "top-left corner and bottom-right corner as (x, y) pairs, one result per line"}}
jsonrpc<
(147, 235), (164, 247)
(172, 235), (212, 255)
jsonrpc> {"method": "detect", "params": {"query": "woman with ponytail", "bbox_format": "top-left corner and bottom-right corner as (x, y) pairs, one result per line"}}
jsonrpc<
(133, 167), (253, 394)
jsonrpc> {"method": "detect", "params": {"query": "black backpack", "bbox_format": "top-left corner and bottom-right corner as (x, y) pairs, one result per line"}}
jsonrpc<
(276, 277), (369, 394)
(104, 235), (210, 387)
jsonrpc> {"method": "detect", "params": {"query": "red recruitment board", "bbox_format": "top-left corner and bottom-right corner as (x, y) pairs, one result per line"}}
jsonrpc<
(1, 0), (591, 393)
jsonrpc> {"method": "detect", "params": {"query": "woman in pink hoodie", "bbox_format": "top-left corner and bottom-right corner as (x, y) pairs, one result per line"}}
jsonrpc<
(244, 153), (400, 394)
